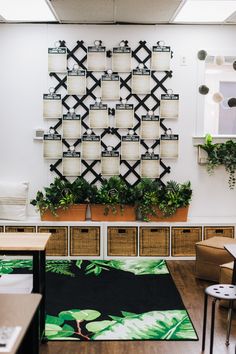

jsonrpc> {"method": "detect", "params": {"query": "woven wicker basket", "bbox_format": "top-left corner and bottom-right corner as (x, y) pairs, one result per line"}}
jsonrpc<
(70, 227), (100, 256)
(172, 227), (202, 256)
(204, 226), (234, 240)
(0, 226), (3, 232)
(38, 226), (68, 256)
(5, 226), (36, 233)
(140, 227), (170, 256)
(107, 227), (137, 256)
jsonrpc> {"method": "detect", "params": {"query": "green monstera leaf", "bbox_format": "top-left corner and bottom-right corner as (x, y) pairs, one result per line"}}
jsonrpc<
(89, 310), (197, 340)
(59, 309), (101, 322)
(46, 260), (74, 277)
(107, 259), (169, 275)
(0, 260), (32, 274)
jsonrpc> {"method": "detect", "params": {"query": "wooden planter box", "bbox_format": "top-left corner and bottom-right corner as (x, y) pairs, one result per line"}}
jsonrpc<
(90, 204), (136, 221)
(147, 206), (189, 222)
(40, 204), (87, 221)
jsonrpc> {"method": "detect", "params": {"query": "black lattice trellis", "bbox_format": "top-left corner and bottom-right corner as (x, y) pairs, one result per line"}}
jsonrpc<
(48, 40), (174, 186)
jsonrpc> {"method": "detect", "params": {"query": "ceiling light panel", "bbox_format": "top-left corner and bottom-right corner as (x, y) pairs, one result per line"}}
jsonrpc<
(0, 0), (56, 22)
(173, 0), (236, 23)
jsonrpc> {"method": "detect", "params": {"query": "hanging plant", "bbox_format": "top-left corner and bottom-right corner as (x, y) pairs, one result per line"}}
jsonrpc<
(199, 134), (236, 189)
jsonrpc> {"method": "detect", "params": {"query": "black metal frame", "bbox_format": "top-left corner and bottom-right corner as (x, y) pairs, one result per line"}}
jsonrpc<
(48, 40), (173, 186)
(0, 250), (46, 342)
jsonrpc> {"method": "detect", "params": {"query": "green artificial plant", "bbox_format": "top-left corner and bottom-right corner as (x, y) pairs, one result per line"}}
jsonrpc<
(31, 177), (91, 215)
(199, 134), (236, 189)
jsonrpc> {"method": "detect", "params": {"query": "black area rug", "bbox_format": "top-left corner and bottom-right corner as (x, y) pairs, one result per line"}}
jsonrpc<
(0, 259), (198, 341)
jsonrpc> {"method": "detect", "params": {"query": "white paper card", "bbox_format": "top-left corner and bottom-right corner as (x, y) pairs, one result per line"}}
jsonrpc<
(82, 136), (101, 160)
(140, 116), (160, 139)
(0, 326), (22, 352)
(115, 104), (134, 129)
(87, 46), (106, 71)
(43, 94), (62, 119)
(43, 134), (62, 159)
(48, 47), (67, 73)
(62, 115), (81, 139)
(151, 46), (171, 71)
(160, 94), (179, 119)
(121, 136), (140, 160)
(160, 135), (179, 158)
(101, 74), (120, 100)
(89, 104), (109, 129)
(62, 152), (81, 176)
(112, 47), (132, 72)
(67, 70), (86, 96)
(132, 69), (151, 95)
(141, 155), (160, 178)
(101, 152), (120, 175)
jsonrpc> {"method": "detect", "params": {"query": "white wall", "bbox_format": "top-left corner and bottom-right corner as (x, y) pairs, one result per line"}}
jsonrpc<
(0, 23), (236, 217)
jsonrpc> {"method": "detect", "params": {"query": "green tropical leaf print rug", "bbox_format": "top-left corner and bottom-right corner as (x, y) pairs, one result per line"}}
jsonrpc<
(0, 259), (198, 341)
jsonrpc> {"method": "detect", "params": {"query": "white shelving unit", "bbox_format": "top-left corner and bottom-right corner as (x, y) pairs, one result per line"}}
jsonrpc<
(0, 217), (235, 260)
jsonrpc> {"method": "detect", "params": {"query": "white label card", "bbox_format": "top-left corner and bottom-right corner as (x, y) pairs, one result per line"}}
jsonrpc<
(89, 104), (109, 129)
(62, 115), (81, 139)
(160, 134), (179, 158)
(132, 69), (151, 95)
(43, 134), (62, 159)
(87, 46), (106, 72)
(101, 151), (120, 175)
(140, 116), (160, 139)
(67, 70), (86, 96)
(141, 154), (160, 178)
(115, 104), (134, 129)
(48, 47), (67, 73)
(121, 136), (140, 160)
(101, 74), (120, 100)
(112, 47), (132, 73)
(62, 152), (81, 176)
(151, 46), (171, 72)
(160, 94), (179, 119)
(82, 136), (101, 160)
(43, 94), (62, 119)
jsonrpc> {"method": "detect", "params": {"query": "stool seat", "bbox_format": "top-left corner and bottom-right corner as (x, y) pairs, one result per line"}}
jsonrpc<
(206, 284), (236, 300)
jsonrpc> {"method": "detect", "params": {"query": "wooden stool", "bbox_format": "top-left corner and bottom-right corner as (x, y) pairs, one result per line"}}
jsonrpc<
(202, 284), (236, 354)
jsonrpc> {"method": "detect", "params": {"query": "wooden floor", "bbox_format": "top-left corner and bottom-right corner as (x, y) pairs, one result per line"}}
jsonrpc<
(40, 261), (236, 354)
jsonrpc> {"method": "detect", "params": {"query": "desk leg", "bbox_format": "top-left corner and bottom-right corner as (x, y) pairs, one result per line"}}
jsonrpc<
(33, 251), (46, 341)
(32, 251), (40, 293)
(232, 260), (236, 285)
(40, 250), (46, 341)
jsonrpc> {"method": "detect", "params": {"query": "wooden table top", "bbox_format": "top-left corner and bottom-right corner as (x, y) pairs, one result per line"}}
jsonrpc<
(224, 244), (236, 259)
(0, 293), (42, 354)
(0, 233), (51, 251)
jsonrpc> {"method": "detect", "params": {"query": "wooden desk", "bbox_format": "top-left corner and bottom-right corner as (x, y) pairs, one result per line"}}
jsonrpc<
(224, 244), (236, 284)
(0, 233), (50, 340)
(0, 294), (41, 354)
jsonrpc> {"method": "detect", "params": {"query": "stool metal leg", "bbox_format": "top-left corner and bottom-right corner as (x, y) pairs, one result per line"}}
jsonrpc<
(202, 293), (208, 351)
(226, 300), (234, 346)
(210, 298), (217, 354)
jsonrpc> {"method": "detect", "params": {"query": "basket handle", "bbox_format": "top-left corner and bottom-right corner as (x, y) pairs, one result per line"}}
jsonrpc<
(215, 229), (224, 234)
